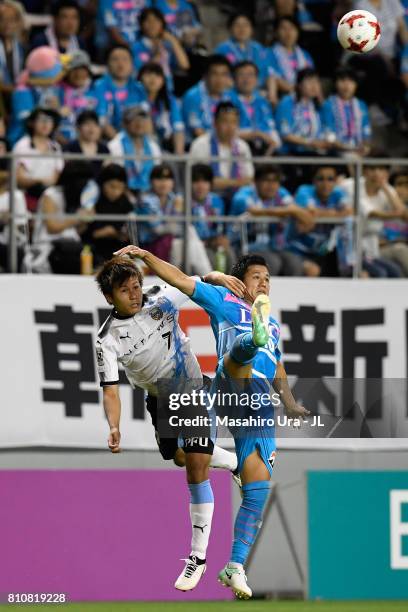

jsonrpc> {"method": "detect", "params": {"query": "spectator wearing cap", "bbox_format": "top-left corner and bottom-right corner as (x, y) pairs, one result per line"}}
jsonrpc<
(108, 103), (161, 194)
(152, 0), (202, 49)
(138, 163), (212, 274)
(189, 101), (254, 196)
(182, 55), (232, 142)
(322, 68), (371, 157)
(214, 14), (268, 87)
(228, 61), (280, 156)
(230, 164), (308, 276)
(83, 163), (133, 266)
(0, 0), (26, 100)
(8, 46), (65, 145)
(13, 107), (64, 211)
(57, 50), (97, 144)
(31, 0), (85, 54)
(93, 45), (147, 140)
(266, 17), (314, 101)
(97, 0), (148, 47)
(131, 8), (190, 93)
(138, 62), (184, 153)
(275, 68), (329, 155)
(64, 110), (109, 176)
(191, 163), (236, 271)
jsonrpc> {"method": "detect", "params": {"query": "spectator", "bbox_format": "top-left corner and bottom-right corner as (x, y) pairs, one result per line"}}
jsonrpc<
(64, 110), (109, 177)
(108, 103), (161, 195)
(8, 46), (65, 145)
(189, 101), (254, 196)
(30, 161), (95, 274)
(138, 62), (185, 153)
(131, 8), (190, 93)
(0, 166), (27, 272)
(255, 0), (315, 46)
(214, 14), (268, 86)
(381, 169), (408, 275)
(228, 61), (281, 155)
(288, 165), (353, 276)
(182, 54), (232, 141)
(191, 163), (236, 271)
(267, 17), (314, 100)
(138, 163), (212, 274)
(57, 50), (97, 144)
(97, 0), (148, 47)
(83, 163), (133, 266)
(322, 68), (371, 156)
(31, 0), (85, 54)
(342, 158), (406, 277)
(153, 0), (202, 49)
(0, 0), (26, 102)
(93, 44), (146, 139)
(230, 164), (308, 276)
(13, 107), (64, 211)
(275, 68), (329, 155)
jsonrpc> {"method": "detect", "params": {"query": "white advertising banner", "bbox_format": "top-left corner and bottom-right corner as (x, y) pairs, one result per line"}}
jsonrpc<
(0, 276), (407, 450)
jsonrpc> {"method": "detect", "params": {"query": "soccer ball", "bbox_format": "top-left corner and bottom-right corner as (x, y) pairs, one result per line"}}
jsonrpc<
(337, 10), (381, 53)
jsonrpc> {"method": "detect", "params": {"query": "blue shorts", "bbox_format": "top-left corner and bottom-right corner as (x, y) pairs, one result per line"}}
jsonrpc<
(212, 356), (277, 476)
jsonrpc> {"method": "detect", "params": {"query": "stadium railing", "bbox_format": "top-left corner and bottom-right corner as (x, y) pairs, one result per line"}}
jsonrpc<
(5, 152), (407, 277)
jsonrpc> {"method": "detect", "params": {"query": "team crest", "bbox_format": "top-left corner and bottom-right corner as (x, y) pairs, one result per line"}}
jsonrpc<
(150, 307), (163, 320)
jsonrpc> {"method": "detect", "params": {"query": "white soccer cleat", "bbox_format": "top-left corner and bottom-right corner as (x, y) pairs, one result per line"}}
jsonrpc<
(174, 555), (207, 591)
(231, 471), (243, 496)
(218, 562), (252, 599)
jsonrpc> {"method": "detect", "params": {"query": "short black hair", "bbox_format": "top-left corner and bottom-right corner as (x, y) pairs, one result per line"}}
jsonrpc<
(214, 101), (239, 120)
(76, 109), (99, 126)
(26, 107), (60, 135)
(52, 0), (80, 17)
(297, 67), (319, 85)
(313, 165), (338, 178)
(192, 164), (214, 183)
(139, 7), (166, 30)
(138, 61), (165, 79)
(335, 67), (358, 83)
(255, 164), (282, 182)
(150, 163), (175, 180)
(98, 163), (127, 185)
(227, 13), (254, 29)
(275, 16), (300, 31)
(105, 44), (133, 63)
(230, 254), (269, 280)
(96, 257), (143, 295)
(233, 60), (259, 77)
(205, 54), (232, 75)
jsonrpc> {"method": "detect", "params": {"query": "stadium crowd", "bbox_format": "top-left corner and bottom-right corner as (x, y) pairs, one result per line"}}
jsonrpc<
(0, 0), (408, 276)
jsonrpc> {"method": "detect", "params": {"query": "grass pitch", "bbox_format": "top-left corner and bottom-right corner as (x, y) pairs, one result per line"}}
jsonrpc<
(2, 601), (407, 611)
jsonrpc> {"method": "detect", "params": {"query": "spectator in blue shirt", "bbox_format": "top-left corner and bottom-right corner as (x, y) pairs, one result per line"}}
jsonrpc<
(275, 68), (329, 155)
(322, 68), (372, 156)
(228, 60), (280, 155)
(131, 7), (190, 93)
(287, 165), (353, 276)
(0, 1), (26, 100)
(191, 163), (236, 270)
(31, 0), (86, 54)
(230, 164), (311, 276)
(214, 14), (268, 87)
(93, 44), (147, 140)
(138, 61), (185, 153)
(182, 54), (232, 141)
(267, 17), (314, 99)
(97, 0), (149, 47)
(152, 0), (202, 49)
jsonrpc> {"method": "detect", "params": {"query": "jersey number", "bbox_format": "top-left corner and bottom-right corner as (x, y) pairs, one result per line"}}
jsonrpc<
(162, 331), (171, 350)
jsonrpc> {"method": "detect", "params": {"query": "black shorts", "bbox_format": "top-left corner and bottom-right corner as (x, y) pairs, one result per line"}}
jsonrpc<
(146, 377), (214, 460)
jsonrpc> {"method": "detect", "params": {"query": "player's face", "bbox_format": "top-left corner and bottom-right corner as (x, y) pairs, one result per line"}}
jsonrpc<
(108, 276), (143, 316)
(336, 77), (357, 100)
(243, 265), (270, 302)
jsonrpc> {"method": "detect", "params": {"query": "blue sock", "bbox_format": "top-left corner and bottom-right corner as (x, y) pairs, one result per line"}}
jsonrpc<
(188, 479), (214, 560)
(230, 332), (259, 365)
(231, 481), (271, 565)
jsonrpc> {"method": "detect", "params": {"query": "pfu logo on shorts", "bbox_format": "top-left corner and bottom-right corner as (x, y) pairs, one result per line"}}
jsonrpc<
(150, 307), (163, 320)
(184, 437), (209, 448)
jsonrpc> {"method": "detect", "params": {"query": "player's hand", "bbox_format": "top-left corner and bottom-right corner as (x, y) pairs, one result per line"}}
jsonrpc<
(285, 403), (311, 423)
(108, 427), (121, 453)
(114, 245), (148, 259)
(205, 272), (245, 297)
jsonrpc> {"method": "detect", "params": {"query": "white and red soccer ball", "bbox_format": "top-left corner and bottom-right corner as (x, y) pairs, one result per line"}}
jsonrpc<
(337, 10), (381, 53)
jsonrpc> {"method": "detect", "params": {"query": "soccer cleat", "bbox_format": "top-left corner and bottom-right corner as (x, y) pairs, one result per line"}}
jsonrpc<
(251, 294), (271, 347)
(218, 562), (252, 599)
(174, 555), (206, 591)
(231, 470), (243, 496)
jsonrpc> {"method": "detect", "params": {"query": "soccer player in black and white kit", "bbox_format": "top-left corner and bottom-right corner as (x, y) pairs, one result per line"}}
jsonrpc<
(95, 256), (246, 591)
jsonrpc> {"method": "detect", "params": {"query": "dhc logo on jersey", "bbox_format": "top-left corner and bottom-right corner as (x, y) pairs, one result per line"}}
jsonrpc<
(149, 307), (163, 321)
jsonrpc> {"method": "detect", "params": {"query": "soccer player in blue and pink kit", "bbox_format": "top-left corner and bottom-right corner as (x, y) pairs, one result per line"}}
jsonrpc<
(116, 244), (309, 599)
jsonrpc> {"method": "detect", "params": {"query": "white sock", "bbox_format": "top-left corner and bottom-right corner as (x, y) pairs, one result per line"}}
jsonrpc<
(210, 445), (238, 472)
(190, 503), (214, 559)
